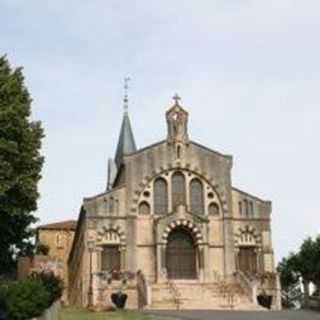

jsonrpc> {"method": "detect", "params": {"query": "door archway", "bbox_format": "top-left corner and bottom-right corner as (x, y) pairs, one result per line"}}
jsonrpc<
(238, 247), (257, 274)
(165, 227), (197, 279)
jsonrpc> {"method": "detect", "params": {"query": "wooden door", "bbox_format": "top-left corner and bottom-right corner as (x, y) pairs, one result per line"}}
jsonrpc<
(101, 246), (121, 272)
(166, 228), (197, 279)
(238, 247), (257, 274)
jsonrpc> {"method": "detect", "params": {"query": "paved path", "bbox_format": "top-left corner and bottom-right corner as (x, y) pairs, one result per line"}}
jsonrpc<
(146, 310), (320, 320)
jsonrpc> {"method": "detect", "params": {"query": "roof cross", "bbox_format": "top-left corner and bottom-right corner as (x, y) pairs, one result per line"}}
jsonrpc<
(172, 93), (181, 106)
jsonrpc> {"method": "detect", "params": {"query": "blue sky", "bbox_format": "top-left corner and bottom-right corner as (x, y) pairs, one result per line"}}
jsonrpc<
(1, 1), (320, 262)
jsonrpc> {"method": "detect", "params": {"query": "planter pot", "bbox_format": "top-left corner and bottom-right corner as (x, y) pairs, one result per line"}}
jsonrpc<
(111, 292), (128, 309)
(257, 294), (273, 309)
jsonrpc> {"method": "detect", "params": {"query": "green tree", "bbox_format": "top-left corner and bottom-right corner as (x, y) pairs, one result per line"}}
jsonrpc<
(299, 236), (320, 285)
(0, 55), (44, 274)
(277, 253), (300, 291)
(278, 235), (320, 308)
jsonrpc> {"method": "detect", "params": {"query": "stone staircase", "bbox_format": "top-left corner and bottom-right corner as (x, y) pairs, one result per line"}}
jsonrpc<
(148, 281), (265, 310)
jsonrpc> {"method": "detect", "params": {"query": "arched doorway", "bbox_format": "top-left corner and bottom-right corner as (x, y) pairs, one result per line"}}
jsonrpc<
(238, 247), (257, 274)
(166, 227), (197, 279)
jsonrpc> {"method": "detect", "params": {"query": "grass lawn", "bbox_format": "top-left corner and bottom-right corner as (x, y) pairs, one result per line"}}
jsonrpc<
(60, 307), (166, 320)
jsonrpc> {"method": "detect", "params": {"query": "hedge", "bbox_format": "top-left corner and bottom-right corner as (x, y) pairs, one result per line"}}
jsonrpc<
(0, 271), (63, 320)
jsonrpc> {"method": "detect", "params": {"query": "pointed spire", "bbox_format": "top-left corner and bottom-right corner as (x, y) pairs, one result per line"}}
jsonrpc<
(114, 78), (137, 167)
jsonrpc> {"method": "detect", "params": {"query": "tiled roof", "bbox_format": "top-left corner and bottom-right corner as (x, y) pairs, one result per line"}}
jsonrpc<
(37, 220), (77, 231)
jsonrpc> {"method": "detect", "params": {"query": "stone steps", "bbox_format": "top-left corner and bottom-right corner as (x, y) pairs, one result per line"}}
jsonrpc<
(148, 282), (264, 311)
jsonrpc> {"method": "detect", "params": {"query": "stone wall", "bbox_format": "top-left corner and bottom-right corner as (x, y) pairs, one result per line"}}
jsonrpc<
(68, 210), (86, 306)
(37, 228), (75, 304)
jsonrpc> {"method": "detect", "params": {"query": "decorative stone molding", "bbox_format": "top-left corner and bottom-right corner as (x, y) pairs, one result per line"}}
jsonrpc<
(161, 219), (203, 245)
(132, 166), (228, 215)
(234, 225), (262, 247)
(96, 225), (126, 245)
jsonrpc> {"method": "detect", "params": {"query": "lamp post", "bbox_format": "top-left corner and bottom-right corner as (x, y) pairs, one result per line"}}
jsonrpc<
(87, 240), (95, 308)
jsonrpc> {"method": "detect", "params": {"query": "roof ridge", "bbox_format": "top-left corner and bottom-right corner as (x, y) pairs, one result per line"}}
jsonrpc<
(37, 220), (77, 230)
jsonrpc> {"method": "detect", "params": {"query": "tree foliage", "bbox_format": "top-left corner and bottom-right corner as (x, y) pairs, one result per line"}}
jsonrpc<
(0, 55), (44, 274)
(277, 253), (300, 291)
(4, 278), (50, 320)
(29, 271), (64, 305)
(278, 235), (320, 304)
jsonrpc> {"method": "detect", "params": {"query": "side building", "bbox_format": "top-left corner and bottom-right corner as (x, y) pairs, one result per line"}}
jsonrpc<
(36, 220), (77, 304)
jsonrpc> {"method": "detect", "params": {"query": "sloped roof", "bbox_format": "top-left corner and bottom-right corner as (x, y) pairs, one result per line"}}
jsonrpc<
(37, 220), (77, 231)
(232, 187), (271, 203)
(114, 112), (137, 168)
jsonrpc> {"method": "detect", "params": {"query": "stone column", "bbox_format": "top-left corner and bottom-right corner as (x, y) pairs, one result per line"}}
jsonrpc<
(92, 249), (100, 306)
(119, 246), (126, 270)
(234, 247), (239, 271)
(185, 175), (191, 211)
(97, 247), (103, 271)
(275, 273), (282, 310)
(198, 244), (205, 282)
(257, 247), (263, 273)
(156, 243), (166, 283)
(167, 175), (173, 213)
(223, 217), (236, 277)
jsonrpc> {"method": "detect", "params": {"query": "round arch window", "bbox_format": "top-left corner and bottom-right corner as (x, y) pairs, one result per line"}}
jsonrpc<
(208, 202), (220, 216)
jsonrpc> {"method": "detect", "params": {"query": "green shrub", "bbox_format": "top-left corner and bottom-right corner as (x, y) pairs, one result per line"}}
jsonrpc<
(6, 278), (50, 320)
(29, 271), (64, 305)
(0, 284), (8, 314)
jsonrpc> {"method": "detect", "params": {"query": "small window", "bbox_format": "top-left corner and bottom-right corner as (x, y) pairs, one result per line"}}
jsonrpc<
(139, 201), (151, 215)
(239, 201), (242, 216)
(250, 201), (254, 216)
(176, 145), (181, 159)
(208, 203), (220, 216)
(208, 192), (214, 199)
(244, 199), (249, 217)
(109, 197), (114, 213)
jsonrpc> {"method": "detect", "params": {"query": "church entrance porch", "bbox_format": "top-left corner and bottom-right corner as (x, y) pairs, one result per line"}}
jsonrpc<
(165, 227), (197, 279)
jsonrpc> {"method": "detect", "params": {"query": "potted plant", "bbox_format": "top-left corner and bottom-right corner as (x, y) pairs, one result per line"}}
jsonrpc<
(111, 289), (128, 309)
(257, 290), (273, 309)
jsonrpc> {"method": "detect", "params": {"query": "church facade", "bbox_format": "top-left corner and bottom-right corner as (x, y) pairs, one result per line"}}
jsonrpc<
(68, 97), (281, 310)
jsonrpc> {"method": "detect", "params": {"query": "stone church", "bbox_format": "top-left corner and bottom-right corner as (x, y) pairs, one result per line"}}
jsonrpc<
(68, 95), (281, 310)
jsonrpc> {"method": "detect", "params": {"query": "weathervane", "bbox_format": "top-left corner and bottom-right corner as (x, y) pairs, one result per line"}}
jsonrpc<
(123, 77), (131, 113)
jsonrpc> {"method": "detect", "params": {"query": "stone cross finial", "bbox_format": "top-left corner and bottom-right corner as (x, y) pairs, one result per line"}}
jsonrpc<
(172, 93), (181, 106)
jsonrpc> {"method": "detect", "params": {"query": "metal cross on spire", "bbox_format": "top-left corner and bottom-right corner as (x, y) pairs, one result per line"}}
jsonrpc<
(123, 77), (131, 113)
(172, 93), (181, 106)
